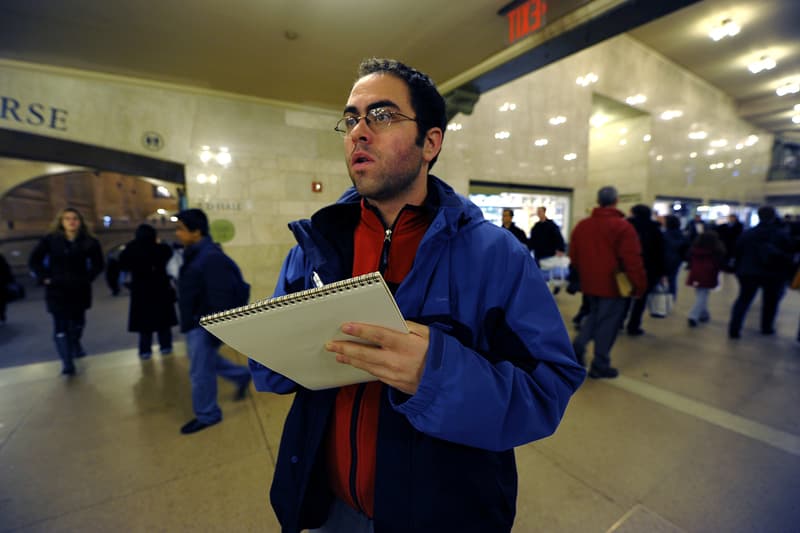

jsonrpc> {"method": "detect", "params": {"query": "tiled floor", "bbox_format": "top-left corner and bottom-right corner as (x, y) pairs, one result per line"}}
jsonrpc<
(1, 273), (799, 532)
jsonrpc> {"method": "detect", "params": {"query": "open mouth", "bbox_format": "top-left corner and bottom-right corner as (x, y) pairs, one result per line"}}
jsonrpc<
(351, 151), (374, 169)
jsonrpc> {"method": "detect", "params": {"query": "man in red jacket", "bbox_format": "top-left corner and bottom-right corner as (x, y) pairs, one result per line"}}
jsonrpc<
(569, 186), (646, 378)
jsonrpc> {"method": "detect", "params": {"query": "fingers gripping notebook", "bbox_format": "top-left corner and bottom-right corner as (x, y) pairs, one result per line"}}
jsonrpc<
(200, 272), (408, 390)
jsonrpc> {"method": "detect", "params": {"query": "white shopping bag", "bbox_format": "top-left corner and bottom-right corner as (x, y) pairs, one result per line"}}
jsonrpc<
(648, 282), (672, 318)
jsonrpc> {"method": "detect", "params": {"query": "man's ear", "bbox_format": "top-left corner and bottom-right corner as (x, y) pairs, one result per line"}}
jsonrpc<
(422, 127), (444, 164)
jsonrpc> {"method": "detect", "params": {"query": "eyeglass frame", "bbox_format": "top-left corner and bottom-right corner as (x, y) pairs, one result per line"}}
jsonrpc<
(334, 107), (418, 136)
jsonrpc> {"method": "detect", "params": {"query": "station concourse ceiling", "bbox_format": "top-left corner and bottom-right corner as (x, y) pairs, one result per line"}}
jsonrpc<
(0, 0), (798, 147)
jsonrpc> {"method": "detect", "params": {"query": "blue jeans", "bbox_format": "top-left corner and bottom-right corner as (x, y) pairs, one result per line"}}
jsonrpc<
(688, 288), (711, 321)
(309, 498), (374, 533)
(185, 327), (250, 424)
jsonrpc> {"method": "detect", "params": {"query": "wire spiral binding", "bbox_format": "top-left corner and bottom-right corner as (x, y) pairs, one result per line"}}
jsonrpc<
(199, 271), (383, 326)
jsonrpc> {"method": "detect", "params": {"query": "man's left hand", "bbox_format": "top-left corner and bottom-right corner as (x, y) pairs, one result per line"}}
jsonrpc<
(325, 321), (430, 395)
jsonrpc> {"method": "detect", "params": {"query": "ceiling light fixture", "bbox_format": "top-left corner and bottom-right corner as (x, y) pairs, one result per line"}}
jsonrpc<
(625, 94), (647, 106)
(660, 110), (683, 121)
(709, 18), (740, 41)
(745, 134), (759, 146)
(499, 102), (517, 112)
(576, 73), (599, 87)
(534, 138), (548, 146)
(447, 123), (463, 131)
(792, 115), (800, 124)
(494, 131), (511, 140)
(689, 152), (698, 158)
(747, 55), (776, 74)
(709, 139), (728, 148)
(549, 116), (567, 125)
(688, 131), (708, 140)
(776, 82), (800, 96)
(590, 113), (609, 128)
(643, 134), (652, 142)
(563, 153), (577, 161)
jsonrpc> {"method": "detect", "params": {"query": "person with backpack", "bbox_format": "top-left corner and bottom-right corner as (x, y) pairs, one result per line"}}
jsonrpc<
(174, 209), (252, 434)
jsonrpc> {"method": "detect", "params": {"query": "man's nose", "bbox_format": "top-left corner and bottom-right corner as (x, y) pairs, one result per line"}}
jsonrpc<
(348, 117), (372, 141)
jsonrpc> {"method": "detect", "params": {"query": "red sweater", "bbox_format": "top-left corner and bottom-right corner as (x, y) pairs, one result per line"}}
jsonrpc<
(569, 206), (647, 298)
(325, 200), (432, 518)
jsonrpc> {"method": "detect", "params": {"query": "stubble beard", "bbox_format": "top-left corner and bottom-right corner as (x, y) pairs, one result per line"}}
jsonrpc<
(348, 150), (425, 202)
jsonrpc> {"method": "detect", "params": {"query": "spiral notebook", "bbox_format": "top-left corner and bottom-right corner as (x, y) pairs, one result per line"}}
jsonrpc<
(200, 272), (407, 390)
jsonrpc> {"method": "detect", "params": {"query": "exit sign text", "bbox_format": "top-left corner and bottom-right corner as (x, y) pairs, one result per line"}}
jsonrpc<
(508, 0), (548, 43)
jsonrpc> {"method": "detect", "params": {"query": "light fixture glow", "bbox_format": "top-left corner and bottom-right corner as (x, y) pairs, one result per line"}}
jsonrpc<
(499, 102), (517, 112)
(590, 113), (609, 128)
(709, 18), (740, 41)
(776, 82), (800, 96)
(643, 134), (652, 142)
(199, 147), (213, 163)
(660, 110), (683, 121)
(688, 131), (708, 140)
(494, 131), (511, 140)
(709, 139), (728, 148)
(625, 94), (647, 106)
(534, 138), (548, 146)
(745, 135), (759, 146)
(656, 155), (663, 161)
(447, 123), (463, 131)
(748, 55), (777, 74)
(619, 139), (627, 146)
(549, 116), (567, 125)
(563, 153), (577, 161)
(792, 115), (800, 124)
(735, 143), (744, 150)
(208, 174), (219, 184)
(196, 173), (208, 184)
(689, 152), (698, 158)
(576, 73), (599, 87)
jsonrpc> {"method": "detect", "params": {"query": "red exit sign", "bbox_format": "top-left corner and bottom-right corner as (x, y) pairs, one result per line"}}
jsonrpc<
(507, 0), (548, 43)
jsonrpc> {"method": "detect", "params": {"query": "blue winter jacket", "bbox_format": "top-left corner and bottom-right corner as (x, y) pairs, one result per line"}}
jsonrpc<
(249, 176), (585, 533)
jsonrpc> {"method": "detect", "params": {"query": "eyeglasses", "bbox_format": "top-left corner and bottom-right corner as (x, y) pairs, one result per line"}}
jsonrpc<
(334, 108), (417, 136)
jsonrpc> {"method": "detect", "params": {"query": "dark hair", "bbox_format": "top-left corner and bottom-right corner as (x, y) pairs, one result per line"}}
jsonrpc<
(49, 207), (94, 239)
(631, 204), (652, 219)
(597, 186), (618, 207)
(757, 205), (777, 223)
(502, 208), (514, 218)
(357, 58), (447, 169)
(176, 208), (209, 236)
(665, 214), (681, 230)
(134, 223), (157, 243)
(694, 230), (726, 257)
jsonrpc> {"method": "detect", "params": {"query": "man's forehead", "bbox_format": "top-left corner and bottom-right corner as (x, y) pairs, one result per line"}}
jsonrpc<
(346, 73), (411, 110)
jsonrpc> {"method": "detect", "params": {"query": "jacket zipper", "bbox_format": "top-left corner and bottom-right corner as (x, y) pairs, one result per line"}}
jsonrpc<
(349, 383), (367, 513)
(379, 228), (392, 274)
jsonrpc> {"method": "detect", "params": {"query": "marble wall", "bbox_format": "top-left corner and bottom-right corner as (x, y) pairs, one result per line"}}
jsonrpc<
(0, 34), (775, 296)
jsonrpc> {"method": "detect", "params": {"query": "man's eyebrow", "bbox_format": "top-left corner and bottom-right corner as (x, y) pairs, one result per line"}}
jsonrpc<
(342, 100), (400, 115)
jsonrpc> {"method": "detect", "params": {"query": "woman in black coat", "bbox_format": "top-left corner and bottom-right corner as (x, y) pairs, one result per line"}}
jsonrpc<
(119, 224), (178, 359)
(29, 207), (104, 375)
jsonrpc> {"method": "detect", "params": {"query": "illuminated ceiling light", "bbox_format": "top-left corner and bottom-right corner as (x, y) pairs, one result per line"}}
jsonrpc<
(707, 149), (716, 156)
(157, 208), (167, 215)
(709, 139), (728, 148)
(689, 152), (698, 158)
(745, 134), (759, 146)
(709, 18), (740, 41)
(169, 216), (178, 222)
(619, 127), (628, 135)
(795, 104), (800, 111)
(196, 173), (208, 184)
(563, 153), (577, 161)
(534, 138), (549, 146)
(659, 110), (683, 120)
(208, 174), (219, 184)
(576, 73), (598, 86)
(735, 143), (744, 150)
(590, 113), (609, 128)
(793, 115), (800, 124)
(549, 116), (567, 125)
(688, 131), (708, 140)
(656, 155), (663, 161)
(625, 94), (647, 106)
(619, 139), (627, 146)
(499, 102), (517, 112)
(494, 131), (511, 140)
(156, 187), (169, 197)
(734, 158), (742, 165)
(747, 55), (777, 74)
(776, 82), (799, 96)
(643, 134), (652, 142)
(199, 146), (213, 163)
(447, 123), (463, 131)
(215, 147), (232, 165)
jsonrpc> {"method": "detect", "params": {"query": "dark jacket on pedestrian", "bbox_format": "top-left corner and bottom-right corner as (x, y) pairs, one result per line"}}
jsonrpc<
(662, 218), (689, 276)
(734, 218), (794, 279)
(177, 237), (249, 332)
(528, 219), (565, 260)
(119, 225), (178, 333)
(29, 233), (104, 315)
(628, 206), (666, 286)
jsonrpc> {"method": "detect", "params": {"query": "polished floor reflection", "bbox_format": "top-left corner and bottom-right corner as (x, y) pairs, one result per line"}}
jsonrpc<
(1, 273), (798, 532)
